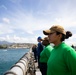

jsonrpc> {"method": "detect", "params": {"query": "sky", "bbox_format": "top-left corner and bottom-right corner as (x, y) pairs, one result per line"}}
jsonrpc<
(0, 0), (76, 45)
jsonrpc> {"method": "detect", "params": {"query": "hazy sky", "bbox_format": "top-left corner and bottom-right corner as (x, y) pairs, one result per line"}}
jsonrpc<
(0, 0), (76, 45)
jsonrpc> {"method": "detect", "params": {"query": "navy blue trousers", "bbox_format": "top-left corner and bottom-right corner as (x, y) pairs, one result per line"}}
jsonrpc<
(40, 62), (47, 75)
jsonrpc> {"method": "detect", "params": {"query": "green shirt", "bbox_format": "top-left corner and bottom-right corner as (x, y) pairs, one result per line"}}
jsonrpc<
(40, 44), (53, 63)
(47, 42), (76, 75)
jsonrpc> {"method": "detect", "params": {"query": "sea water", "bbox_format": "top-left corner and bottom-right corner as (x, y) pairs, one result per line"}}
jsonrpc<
(0, 48), (30, 75)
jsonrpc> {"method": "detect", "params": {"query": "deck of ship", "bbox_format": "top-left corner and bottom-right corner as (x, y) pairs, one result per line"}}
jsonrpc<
(27, 58), (42, 75)
(34, 62), (42, 75)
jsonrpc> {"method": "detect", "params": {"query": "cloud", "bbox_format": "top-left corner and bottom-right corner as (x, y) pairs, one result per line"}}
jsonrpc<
(2, 18), (10, 24)
(1, 0), (76, 34)
(26, 31), (34, 34)
(9, 0), (22, 4)
(6, 10), (51, 33)
(0, 35), (37, 43)
(0, 23), (14, 34)
(0, 5), (7, 10)
(0, 0), (76, 44)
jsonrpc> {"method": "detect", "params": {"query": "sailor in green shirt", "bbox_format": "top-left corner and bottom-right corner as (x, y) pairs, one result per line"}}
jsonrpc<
(43, 25), (76, 75)
(40, 37), (53, 75)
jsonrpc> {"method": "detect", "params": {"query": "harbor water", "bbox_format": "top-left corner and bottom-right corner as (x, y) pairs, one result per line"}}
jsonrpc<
(0, 48), (30, 75)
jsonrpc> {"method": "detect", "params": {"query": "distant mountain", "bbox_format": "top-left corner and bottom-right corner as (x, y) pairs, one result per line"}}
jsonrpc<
(0, 41), (12, 45)
(0, 41), (34, 45)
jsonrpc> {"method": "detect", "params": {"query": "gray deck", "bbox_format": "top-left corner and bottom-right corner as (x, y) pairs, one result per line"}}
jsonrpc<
(35, 62), (42, 75)
(26, 52), (42, 75)
(27, 61), (42, 75)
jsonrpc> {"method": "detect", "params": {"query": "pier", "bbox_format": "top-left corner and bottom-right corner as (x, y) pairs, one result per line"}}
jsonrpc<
(4, 49), (42, 75)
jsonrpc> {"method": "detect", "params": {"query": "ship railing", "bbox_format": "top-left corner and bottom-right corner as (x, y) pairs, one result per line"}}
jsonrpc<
(4, 49), (36, 75)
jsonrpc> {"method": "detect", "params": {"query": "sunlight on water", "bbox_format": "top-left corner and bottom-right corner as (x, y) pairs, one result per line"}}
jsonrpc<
(3, 49), (7, 51)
